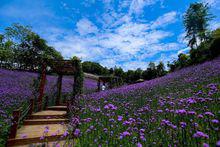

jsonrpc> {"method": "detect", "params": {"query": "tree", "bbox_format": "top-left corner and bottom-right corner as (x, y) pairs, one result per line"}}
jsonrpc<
(156, 61), (166, 77)
(5, 23), (32, 44)
(0, 34), (14, 67)
(208, 28), (220, 58)
(114, 67), (125, 78)
(184, 2), (213, 49)
(82, 61), (109, 75)
(3, 23), (63, 69)
(134, 68), (142, 81)
(125, 70), (135, 83)
(142, 62), (157, 80)
(177, 53), (190, 68)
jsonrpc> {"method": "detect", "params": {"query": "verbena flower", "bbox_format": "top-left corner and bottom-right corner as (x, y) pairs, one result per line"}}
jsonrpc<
(74, 129), (80, 137)
(193, 131), (209, 139)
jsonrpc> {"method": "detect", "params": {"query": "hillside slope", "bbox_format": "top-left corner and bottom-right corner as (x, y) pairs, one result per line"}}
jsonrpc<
(74, 57), (220, 146)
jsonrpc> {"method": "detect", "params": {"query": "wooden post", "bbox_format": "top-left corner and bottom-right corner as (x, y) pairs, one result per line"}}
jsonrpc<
(28, 99), (34, 116)
(56, 74), (63, 106)
(44, 96), (49, 109)
(67, 100), (70, 115)
(9, 109), (21, 139)
(38, 63), (46, 111)
(97, 78), (101, 92)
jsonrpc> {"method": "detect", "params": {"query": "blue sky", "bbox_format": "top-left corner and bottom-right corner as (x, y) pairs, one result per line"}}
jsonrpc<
(0, 0), (220, 70)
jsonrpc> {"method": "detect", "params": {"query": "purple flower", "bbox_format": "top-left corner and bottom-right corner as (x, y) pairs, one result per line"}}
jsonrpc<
(188, 111), (196, 115)
(198, 114), (204, 118)
(103, 128), (108, 133)
(40, 136), (45, 140)
(193, 131), (209, 139)
(203, 143), (209, 147)
(180, 122), (187, 128)
(204, 112), (214, 117)
(216, 140), (220, 146)
(157, 109), (163, 113)
(140, 129), (145, 133)
(21, 134), (27, 139)
(176, 109), (187, 115)
(211, 119), (219, 124)
(63, 130), (69, 137)
(121, 131), (131, 137)
(74, 129), (80, 137)
(104, 104), (117, 110)
(44, 126), (49, 133)
(140, 135), (146, 141)
(137, 143), (142, 147)
(118, 115), (123, 121)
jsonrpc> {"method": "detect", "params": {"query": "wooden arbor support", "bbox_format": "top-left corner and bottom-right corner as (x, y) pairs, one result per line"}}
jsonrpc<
(37, 60), (77, 111)
(37, 63), (46, 111)
(56, 74), (63, 105)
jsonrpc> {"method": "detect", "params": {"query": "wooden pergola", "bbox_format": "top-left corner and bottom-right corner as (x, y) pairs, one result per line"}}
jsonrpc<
(37, 60), (77, 111)
(97, 76), (122, 91)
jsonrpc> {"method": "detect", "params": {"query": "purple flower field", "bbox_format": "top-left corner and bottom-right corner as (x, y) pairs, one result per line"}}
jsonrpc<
(71, 57), (220, 146)
(0, 69), (97, 143)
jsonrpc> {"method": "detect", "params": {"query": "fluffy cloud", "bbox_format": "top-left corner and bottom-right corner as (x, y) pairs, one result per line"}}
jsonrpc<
(76, 18), (98, 36)
(44, 10), (181, 70)
(151, 11), (177, 29)
(129, 0), (161, 15)
(201, 0), (218, 7)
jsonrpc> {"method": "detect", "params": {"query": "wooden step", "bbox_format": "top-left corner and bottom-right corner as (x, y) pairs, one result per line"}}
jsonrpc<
(10, 140), (74, 147)
(47, 106), (67, 111)
(7, 124), (68, 146)
(23, 119), (68, 125)
(28, 110), (67, 119)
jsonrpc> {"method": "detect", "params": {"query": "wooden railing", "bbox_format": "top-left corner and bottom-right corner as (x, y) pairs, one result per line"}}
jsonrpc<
(8, 96), (50, 139)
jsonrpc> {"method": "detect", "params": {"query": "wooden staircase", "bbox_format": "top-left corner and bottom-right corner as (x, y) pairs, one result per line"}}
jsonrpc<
(7, 105), (70, 146)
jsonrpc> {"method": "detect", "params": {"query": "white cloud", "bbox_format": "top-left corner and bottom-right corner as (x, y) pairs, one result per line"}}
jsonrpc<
(129, 0), (160, 15)
(177, 47), (190, 55)
(76, 18), (98, 36)
(44, 10), (181, 70)
(151, 11), (177, 29)
(177, 32), (188, 44)
(121, 60), (148, 70)
(201, 0), (217, 6)
(209, 21), (220, 30)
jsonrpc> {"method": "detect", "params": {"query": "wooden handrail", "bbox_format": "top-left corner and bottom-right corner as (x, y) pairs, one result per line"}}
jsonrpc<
(8, 109), (21, 139)
(28, 99), (34, 116)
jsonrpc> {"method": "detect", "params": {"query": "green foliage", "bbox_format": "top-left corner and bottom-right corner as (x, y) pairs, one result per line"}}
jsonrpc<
(0, 23), (63, 70)
(209, 28), (220, 58)
(0, 34), (14, 67)
(82, 61), (109, 75)
(5, 23), (32, 44)
(156, 62), (166, 77)
(168, 3), (219, 72)
(142, 62), (157, 80)
(72, 56), (84, 98)
(184, 2), (213, 49)
(114, 67), (125, 79)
